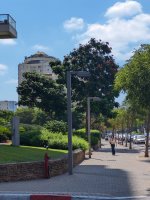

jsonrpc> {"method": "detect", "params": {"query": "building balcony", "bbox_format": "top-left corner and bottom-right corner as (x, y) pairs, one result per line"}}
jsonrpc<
(0, 14), (17, 39)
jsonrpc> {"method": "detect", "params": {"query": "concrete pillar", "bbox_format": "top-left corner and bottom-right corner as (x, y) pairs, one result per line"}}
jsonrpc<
(12, 116), (20, 146)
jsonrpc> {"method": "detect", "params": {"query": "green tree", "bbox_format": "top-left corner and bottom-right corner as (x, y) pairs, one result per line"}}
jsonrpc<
(15, 107), (50, 125)
(0, 110), (14, 122)
(115, 44), (150, 157)
(51, 38), (119, 118)
(17, 72), (66, 120)
(44, 120), (67, 133)
(107, 107), (134, 147)
(15, 108), (36, 124)
(0, 111), (13, 141)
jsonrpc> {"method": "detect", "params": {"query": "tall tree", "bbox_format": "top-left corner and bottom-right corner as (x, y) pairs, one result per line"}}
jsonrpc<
(17, 72), (66, 120)
(15, 107), (50, 125)
(115, 44), (150, 157)
(51, 38), (119, 117)
(0, 110), (14, 121)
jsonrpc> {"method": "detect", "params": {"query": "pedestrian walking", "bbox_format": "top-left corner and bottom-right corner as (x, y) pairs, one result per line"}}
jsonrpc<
(109, 135), (116, 155)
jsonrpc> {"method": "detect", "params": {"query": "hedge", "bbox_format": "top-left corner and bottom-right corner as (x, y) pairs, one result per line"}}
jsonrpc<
(73, 128), (101, 146)
(20, 124), (88, 151)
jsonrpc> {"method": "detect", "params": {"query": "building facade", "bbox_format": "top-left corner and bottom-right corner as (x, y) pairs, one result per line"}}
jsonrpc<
(0, 101), (17, 112)
(18, 51), (58, 85)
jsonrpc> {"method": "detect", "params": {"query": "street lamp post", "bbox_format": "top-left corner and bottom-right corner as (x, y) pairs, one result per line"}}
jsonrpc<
(87, 97), (101, 158)
(67, 71), (90, 175)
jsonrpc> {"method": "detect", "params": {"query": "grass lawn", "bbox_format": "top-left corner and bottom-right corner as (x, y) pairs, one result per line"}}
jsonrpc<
(0, 145), (68, 164)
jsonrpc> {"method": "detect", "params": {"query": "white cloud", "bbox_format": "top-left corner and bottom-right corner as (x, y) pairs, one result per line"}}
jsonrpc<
(73, 1), (150, 62)
(105, 0), (142, 18)
(0, 64), (7, 75)
(63, 17), (85, 31)
(5, 79), (18, 84)
(32, 44), (50, 51)
(0, 39), (17, 45)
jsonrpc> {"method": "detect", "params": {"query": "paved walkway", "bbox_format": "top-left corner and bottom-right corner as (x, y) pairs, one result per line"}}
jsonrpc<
(0, 140), (150, 199)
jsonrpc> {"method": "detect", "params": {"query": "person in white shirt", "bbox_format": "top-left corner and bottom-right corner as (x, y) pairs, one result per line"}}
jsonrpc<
(109, 136), (116, 155)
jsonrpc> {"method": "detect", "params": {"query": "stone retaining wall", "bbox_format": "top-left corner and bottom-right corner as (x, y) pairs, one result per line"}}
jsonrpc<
(0, 149), (85, 182)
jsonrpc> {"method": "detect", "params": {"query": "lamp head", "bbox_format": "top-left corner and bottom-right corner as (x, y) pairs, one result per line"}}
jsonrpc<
(88, 97), (101, 101)
(71, 71), (90, 77)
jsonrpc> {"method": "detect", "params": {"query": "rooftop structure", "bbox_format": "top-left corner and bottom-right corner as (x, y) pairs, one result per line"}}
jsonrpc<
(0, 14), (17, 38)
(18, 51), (58, 85)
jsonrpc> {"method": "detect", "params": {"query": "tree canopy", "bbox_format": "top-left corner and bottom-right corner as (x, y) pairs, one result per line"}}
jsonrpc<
(115, 44), (150, 157)
(115, 44), (150, 109)
(51, 38), (119, 117)
(17, 72), (66, 120)
(0, 110), (14, 122)
(15, 107), (50, 125)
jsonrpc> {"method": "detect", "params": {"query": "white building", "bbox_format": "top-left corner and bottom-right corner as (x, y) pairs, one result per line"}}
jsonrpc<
(0, 101), (17, 112)
(18, 51), (58, 85)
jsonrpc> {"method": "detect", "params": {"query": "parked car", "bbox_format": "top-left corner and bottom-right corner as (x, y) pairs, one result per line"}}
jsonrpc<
(133, 135), (145, 144)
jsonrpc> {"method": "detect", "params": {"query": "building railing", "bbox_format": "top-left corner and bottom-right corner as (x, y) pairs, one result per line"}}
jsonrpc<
(0, 14), (16, 30)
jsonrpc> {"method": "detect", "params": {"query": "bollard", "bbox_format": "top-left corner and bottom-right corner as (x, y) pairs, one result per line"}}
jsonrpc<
(44, 152), (49, 178)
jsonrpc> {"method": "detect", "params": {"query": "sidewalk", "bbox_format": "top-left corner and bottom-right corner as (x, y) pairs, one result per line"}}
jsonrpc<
(0, 140), (150, 199)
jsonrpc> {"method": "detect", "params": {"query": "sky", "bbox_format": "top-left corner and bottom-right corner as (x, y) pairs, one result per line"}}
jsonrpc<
(0, 0), (150, 104)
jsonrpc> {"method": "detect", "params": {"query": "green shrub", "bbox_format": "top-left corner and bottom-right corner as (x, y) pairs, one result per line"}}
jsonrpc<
(91, 136), (99, 146)
(20, 124), (43, 146)
(0, 110), (14, 121)
(91, 130), (100, 146)
(0, 132), (8, 142)
(73, 128), (101, 146)
(19, 126), (26, 133)
(40, 129), (88, 150)
(20, 130), (41, 146)
(44, 120), (67, 133)
(20, 127), (88, 151)
(19, 124), (42, 132)
(73, 129), (87, 139)
(0, 118), (8, 126)
(90, 130), (101, 139)
(72, 136), (89, 150)
(0, 126), (11, 141)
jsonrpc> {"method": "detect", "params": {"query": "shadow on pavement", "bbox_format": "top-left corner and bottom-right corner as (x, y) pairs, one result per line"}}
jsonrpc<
(0, 165), (134, 198)
(98, 147), (139, 154)
(139, 159), (150, 163)
(74, 164), (133, 197)
(90, 158), (116, 161)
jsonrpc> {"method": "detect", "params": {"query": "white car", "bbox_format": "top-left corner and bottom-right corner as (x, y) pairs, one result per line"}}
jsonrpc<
(134, 135), (145, 144)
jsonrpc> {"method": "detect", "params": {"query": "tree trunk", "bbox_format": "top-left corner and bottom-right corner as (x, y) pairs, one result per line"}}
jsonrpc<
(129, 132), (132, 149)
(112, 128), (115, 137)
(125, 132), (128, 147)
(145, 113), (150, 157)
(99, 133), (101, 148)
(86, 109), (88, 138)
(121, 131), (124, 145)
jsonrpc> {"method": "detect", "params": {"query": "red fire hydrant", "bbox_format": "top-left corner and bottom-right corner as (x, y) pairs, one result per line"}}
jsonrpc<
(44, 152), (49, 178)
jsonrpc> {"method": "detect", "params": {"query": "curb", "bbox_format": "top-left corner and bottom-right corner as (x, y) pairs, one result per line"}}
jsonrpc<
(0, 194), (30, 200)
(30, 194), (71, 200)
(0, 194), (149, 200)
(0, 194), (71, 200)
